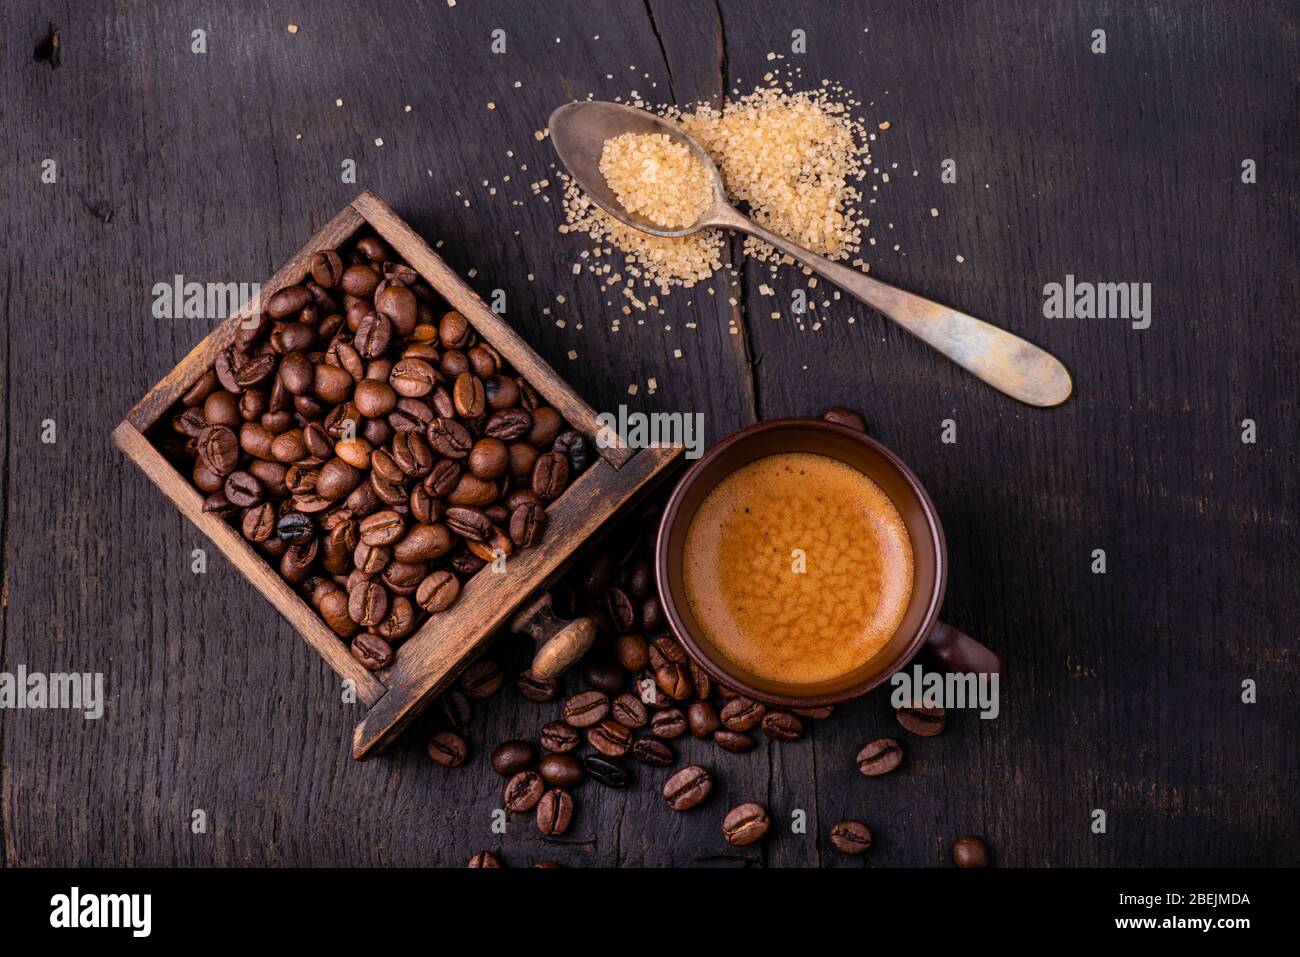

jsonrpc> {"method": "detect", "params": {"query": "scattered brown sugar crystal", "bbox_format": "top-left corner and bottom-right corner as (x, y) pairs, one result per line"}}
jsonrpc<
(598, 132), (713, 229)
(558, 81), (878, 310)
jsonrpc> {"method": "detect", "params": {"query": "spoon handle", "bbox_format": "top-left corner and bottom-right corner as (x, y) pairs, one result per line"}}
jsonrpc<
(719, 211), (1072, 407)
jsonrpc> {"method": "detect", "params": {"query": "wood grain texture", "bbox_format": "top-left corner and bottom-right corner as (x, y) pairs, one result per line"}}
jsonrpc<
(1, 0), (1296, 867)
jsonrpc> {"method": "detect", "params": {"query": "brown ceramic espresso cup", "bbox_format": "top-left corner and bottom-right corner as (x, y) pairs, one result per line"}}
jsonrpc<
(655, 418), (1002, 707)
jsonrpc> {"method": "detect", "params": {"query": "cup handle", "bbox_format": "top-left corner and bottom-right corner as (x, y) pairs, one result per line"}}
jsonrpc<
(922, 621), (1004, 675)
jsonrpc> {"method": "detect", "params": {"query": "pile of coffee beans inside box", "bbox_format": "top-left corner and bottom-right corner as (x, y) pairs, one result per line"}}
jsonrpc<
(437, 409), (987, 868)
(155, 232), (588, 672)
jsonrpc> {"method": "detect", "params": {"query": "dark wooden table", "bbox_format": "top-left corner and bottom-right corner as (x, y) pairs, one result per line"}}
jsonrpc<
(3, 0), (1295, 868)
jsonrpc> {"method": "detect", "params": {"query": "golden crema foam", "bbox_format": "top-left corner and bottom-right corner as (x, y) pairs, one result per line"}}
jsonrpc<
(683, 452), (914, 684)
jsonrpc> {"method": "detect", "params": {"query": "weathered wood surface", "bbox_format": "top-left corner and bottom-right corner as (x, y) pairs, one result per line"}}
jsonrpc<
(1, 0), (1296, 867)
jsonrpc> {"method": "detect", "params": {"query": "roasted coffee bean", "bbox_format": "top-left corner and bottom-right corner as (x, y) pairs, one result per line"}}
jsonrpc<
(317, 457), (362, 500)
(360, 509), (406, 547)
(793, 705), (834, 720)
(654, 660), (692, 700)
(650, 708), (687, 740)
(353, 541), (390, 575)
(391, 431), (433, 477)
(538, 754), (584, 789)
(438, 310), (470, 349)
(452, 372), (486, 418)
(203, 390), (242, 427)
(445, 505), (493, 542)
(202, 492), (234, 516)
(722, 803), (770, 846)
(614, 634), (649, 672)
(508, 501), (546, 548)
(280, 537), (319, 583)
(467, 437), (509, 480)
(611, 692), (649, 729)
(606, 586), (636, 631)
(688, 701), (721, 739)
(721, 697), (767, 732)
(526, 407), (563, 448)
(350, 632), (393, 670)
(539, 721), (580, 754)
(761, 711), (803, 741)
(491, 740), (534, 777)
(242, 503), (277, 542)
(714, 730), (756, 753)
(466, 851), (500, 868)
(504, 771), (545, 812)
(624, 558), (653, 597)
(663, 765), (712, 811)
(535, 789), (574, 836)
(389, 356), (437, 397)
(688, 662), (713, 700)
(318, 587), (357, 637)
(375, 595), (416, 641)
(483, 408), (532, 441)
(631, 737), (673, 767)
(481, 374), (518, 409)
(223, 470), (262, 507)
(582, 658), (626, 697)
(531, 451), (570, 501)
(375, 285), (418, 337)
(382, 559), (425, 596)
(639, 596), (665, 632)
(830, 820), (873, 855)
(953, 835), (990, 868)
(197, 425), (239, 475)
(310, 249), (344, 288)
(353, 378), (396, 417)
(507, 441), (539, 478)
(582, 755), (630, 789)
(460, 658), (504, 699)
(856, 738), (904, 776)
(896, 705), (946, 737)
(822, 406), (867, 432)
(411, 571), (458, 615)
(395, 522), (454, 563)
(348, 580), (389, 627)
(276, 511), (314, 543)
(427, 417), (473, 458)
(562, 690), (609, 728)
(515, 669), (557, 703)
(354, 313), (393, 359)
(427, 730), (469, 768)
(449, 548), (486, 575)
(587, 719), (632, 757)
(183, 370), (220, 407)
(439, 689), (471, 732)
(267, 284), (312, 319)
(551, 429), (590, 474)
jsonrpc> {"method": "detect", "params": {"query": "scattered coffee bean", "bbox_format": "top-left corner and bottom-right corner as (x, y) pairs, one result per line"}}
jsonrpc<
(587, 719), (633, 757)
(539, 721), (580, 753)
(611, 692), (649, 728)
(582, 755), (630, 789)
(713, 730), (756, 753)
(721, 696), (767, 732)
(538, 753), (584, 788)
(896, 705), (946, 736)
(503, 771), (545, 812)
(761, 711), (803, 741)
(460, 659), (504, 699)
(536, 788), (574, 836)
(722, 802), (770, 846)
(427, 730), (469, 768)
(516, 669), (558, 702)
(822, 406), (867, 431)
(631, 737), (673, 767)
(650, 708), (687, 739)
(663, 765), (712, 811)
(953, 835), (990, 868)
(562, 690), (610, 728)
(856, 738), (904, 776)
(830, 820), (873, 855)
(491, 740), (534, 777)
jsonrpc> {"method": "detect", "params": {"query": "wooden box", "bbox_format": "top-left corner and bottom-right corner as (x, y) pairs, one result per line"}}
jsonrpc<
(113, 191), (681, 759)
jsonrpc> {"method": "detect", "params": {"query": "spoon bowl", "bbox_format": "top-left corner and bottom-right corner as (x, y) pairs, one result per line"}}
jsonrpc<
(547, 99), (1073, 407)
(549, 101), (731, 238)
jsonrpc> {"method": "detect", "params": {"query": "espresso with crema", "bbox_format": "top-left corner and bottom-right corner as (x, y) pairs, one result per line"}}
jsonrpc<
(683, 452), (913, 684)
